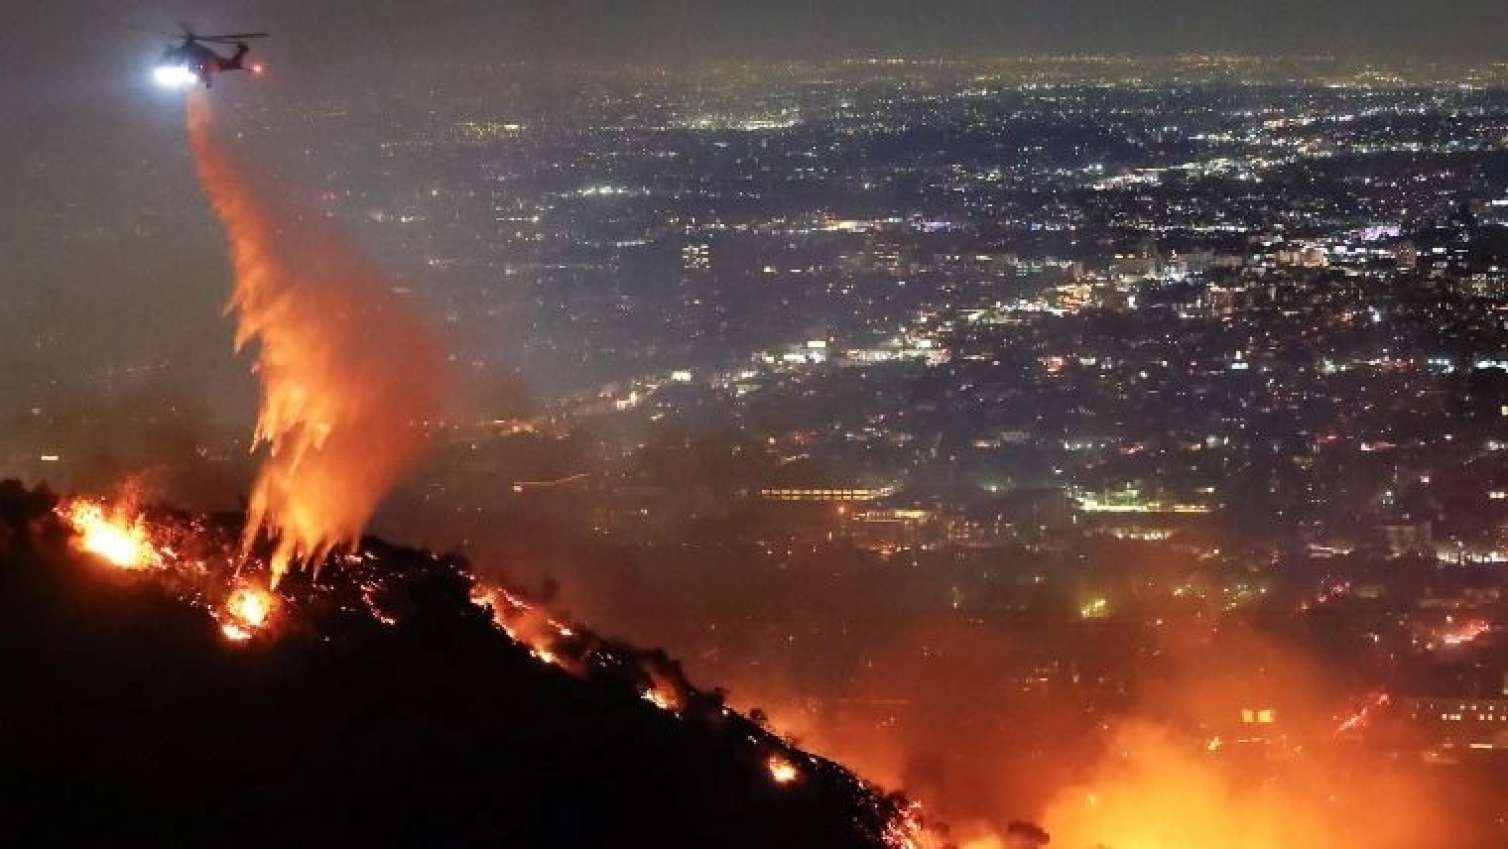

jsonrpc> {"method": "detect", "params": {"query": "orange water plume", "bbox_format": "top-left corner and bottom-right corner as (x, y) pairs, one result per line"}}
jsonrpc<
(186, 94), (446, 586)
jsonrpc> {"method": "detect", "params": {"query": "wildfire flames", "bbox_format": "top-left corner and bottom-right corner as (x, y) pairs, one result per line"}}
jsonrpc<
(722, 620), (1460, 849)
(220, 585), (276, 642)
(186, 94), (446, 587)
(61, 499), (160, 570)
(52, 97), (1459, 849)
(467, 584), (693, 717)
(767, 754), (800, 785)
(35, 91), (953, 849)
(48, 494), (923, 842)
(58, 496), (280, 646)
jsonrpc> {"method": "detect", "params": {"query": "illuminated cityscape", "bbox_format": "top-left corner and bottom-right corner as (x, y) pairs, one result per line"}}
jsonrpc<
(8, 6), (1508, 844)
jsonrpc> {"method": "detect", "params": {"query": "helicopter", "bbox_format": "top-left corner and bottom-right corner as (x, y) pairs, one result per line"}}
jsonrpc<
(141, 23), (269, 88)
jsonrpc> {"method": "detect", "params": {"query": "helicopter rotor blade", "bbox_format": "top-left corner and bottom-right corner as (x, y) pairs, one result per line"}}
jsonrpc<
(198, 33), (270, 41)
(120, 24), (181, 38)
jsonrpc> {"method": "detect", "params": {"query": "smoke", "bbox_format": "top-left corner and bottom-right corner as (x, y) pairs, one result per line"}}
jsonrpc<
(1034, 626), (1455, 849)
(545, 547), (1465, 849)
(710, 615), (1102, 842)
(186, 94), (446, 585)
(1040, 720), (1437, 849)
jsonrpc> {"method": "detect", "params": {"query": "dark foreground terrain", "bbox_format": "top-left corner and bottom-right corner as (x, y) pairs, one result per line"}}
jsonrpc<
(0, 482), (908, 848)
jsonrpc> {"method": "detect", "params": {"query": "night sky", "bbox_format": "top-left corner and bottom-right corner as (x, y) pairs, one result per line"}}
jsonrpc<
(9, 0), (1508, 72)
(1, 0), (1506, 425)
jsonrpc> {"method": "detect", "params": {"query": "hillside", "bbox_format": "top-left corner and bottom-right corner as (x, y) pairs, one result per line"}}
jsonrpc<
(0, 481), (917, 848)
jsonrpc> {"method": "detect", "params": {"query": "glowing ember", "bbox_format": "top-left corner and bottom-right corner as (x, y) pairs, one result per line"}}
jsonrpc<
(1438, 619), (1490, 647)
(767, 754), (799, 785)
(1335, 691), (1390, 737)
(1297, 579), (1351, 612)
(882, 800), (928, 849)
(643, 688), (679, 712)
(61, 500), (160, 570)
(469, 586), (500, 614)
(220, 622), (253, 642)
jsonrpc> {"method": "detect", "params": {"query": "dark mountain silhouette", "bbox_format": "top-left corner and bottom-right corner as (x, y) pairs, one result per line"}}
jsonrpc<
(0, 481), (914, 848)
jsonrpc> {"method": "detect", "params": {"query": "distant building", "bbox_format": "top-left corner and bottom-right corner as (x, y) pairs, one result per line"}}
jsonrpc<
(1274, 244), (1328, 268)
(1073, 485), (1213, 515)
(1461, 273), (1508, 300)
(1111, 253), (1158, 282)
(681, 243), (711, 271)
(1206, 283), (1245, 316)
(1377, 517), (1433, 557)
(759, 486), (897, 503)
(848, 508), (936, 552)
(1406, 697), (1508, 751)
(864, 234), (907, 274)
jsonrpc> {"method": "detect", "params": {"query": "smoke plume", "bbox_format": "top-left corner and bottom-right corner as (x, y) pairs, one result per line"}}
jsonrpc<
(1035, 627), (1457, 849)
(186, 94), (445, 585)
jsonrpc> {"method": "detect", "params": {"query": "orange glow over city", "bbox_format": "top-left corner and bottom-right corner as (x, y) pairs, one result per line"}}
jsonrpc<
(1036, 720), (1435, 849)
(45, 490), (1464, 849)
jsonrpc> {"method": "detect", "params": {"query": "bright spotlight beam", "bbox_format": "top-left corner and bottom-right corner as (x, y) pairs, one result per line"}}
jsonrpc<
(153, 65), (197, 89)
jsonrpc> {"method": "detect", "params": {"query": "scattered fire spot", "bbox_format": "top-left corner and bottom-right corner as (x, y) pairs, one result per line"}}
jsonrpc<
(643, 687), (679, 712)
(1335, 691), (1391, 737)
(767, 754), (799, 785)
(221, 585), (275, 642)
(61, 499), (160, 570)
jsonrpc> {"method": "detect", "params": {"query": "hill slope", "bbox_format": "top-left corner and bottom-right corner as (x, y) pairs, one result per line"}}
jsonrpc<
(0, 481), (915, 848)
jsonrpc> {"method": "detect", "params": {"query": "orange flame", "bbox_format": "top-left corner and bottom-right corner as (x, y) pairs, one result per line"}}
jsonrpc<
(766, 754), (800, 785)
(220, 584), (276, 642)
(186, 94), (445, 586)
(642, 685), (682, 713)
(61, 499), (160, 570)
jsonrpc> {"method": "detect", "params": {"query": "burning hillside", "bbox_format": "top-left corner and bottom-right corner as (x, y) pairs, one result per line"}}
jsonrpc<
(0, 92), (951, 848)
(0, 481), (927, 848)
